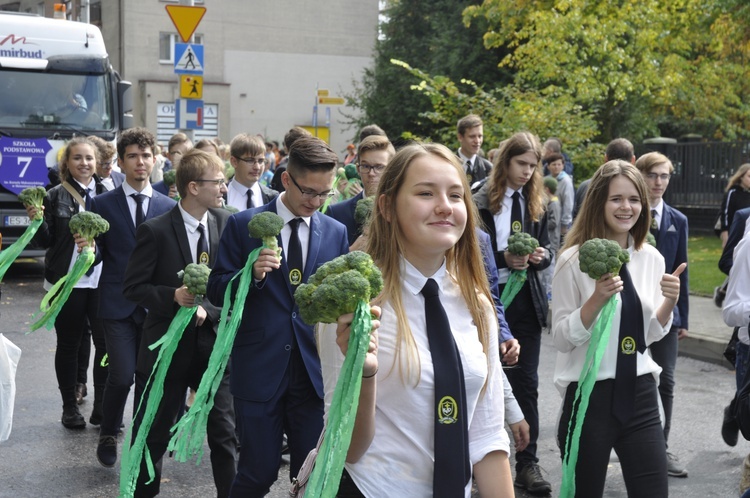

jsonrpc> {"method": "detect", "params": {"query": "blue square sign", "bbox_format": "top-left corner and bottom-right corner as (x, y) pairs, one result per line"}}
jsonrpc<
(175, 99), (203, 129)
(174, 43), (204, 75)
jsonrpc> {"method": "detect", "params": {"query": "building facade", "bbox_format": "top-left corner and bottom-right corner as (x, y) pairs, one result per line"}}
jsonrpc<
(1, 0), (377, 151)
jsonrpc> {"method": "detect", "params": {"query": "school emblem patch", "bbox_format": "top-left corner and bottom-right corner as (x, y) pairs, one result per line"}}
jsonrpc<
(621, 336), (636, 355)
(289, 268), (302, 286)
(438, 396), (459, 424)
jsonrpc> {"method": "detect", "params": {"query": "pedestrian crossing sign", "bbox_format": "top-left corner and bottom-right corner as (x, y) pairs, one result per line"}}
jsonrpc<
(180, 75), (203, 99)
(174, 43), (204, 75)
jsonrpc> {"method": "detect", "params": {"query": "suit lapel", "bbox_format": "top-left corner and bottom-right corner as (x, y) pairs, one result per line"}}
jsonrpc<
(171, 207), (193, 267)
(659, 204), (671, 242)
(207, 210), (220, 267)
(305, 213), (322, 283)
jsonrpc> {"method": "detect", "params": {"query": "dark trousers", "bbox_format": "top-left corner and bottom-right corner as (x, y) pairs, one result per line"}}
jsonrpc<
(53, 288), (102, 407)
(501, 280), (542, 471)
(77, 323), (90, 385)
(100, 310), (145, 436)
(230, 348), (323, 498)
(649, 326), (678, 444)
(132, 325), (237, 498)
(558, 376), (667, 498)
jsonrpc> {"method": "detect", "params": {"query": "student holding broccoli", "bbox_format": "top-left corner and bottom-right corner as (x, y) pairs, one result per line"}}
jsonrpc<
(317, 143), (514, 496)
(207, 136), (349, 496)
(25, 137), (107, 429)
(473, 131), (552, 494)
(122, 149), (237, 497)
(551, 160), (684, 496)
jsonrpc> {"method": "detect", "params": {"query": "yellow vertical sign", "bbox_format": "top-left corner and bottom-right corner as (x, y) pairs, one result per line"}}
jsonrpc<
(180, 75), (203, 99)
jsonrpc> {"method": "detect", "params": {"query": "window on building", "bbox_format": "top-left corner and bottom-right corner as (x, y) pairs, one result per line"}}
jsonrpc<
(159, 33), (203, 64)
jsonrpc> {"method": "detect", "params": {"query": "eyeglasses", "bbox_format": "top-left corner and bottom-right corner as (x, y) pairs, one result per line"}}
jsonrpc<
(358, 163), (386, 174)
(234, 156), (267, 166)
(288, 173), (335, 200)
(646, 173), (671, 181)
(194, 178), (227, 186)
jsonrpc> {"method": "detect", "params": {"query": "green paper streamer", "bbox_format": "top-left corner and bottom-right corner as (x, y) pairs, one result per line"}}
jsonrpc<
(319, 175), (343, 214)
(168, 246), (262, 462)
(500, 269), (527, 308)
(119, 305), (198, 497)
(305, 300), (372, 498)
(0, 218), (43, 282)
(29, 246), (95, 332)
(559, 296), (617, 497)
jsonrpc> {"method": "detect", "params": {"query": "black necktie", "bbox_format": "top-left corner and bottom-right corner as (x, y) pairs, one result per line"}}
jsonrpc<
(421, 278), (470, 497)
(247, 190), (254, 209)
(510, 191), (523, 234)
(84, 188), (92, 211)
(650, 209), (659, 243)
(465, 160), (473, 184)
(130, 193), (146, 227)
(612, 263), (646, 424)
(196, 223), (209, 265)
(287, 218), (303, 287)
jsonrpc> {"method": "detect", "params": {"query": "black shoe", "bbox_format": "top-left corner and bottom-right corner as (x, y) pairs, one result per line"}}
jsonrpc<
(61, 406), (86, 429)
(89, 403), (103, 426)
(515, 463), (552, 495)
(75, 383), (87, 405)
(722, 405), (739, 447)
(97, 435), (118, 468)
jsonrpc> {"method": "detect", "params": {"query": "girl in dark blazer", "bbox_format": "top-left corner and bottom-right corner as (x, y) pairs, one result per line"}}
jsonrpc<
(26, 137), (107, 429)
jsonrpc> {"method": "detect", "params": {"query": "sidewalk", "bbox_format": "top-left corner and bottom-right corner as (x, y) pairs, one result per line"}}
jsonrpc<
(678, 295), (734, 367)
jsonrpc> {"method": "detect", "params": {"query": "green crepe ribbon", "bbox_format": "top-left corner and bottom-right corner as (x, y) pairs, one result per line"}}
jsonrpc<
(119, 305), (198, 497)
(319, 175), (343, 214)
(559, 295), (617, 498)
(0, 217), (43, 282)
(500, 268), (527, 308)
(29, 246), (95, 332)
(168, 246), (262, 463)
(305, 299), (372, 497)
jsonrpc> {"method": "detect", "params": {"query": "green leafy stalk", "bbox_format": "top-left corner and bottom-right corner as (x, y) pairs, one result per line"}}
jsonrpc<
(0, 218), (43, 283)
(560, 296), (617, 497)
(168, 246), (262, 462)
(29, 246), (95, 332)
(119, 305), (198, 497)
(305, 300), (372, 497)
(499, 268), (527, 308)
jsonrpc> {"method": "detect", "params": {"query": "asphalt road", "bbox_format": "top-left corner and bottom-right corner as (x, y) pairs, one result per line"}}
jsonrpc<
(0, 259), (746, 497)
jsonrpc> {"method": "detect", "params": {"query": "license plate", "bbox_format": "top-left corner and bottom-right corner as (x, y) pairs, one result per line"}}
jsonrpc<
(4, 215), (30, 227)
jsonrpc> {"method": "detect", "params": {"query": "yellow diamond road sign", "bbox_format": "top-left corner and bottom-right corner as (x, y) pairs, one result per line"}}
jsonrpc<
(165, 5), (207, 43)
(180, 75), (203, 99)
(318, 96), (345, 106)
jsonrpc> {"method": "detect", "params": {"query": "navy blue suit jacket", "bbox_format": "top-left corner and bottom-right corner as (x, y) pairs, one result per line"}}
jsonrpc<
(477, 228), (513, 343)
(326, 191), (364, 246)
(719, 206), (750, 275)
(91, 185), (176, 320)
(207, 200), (349, 402)
(656, 203), (689, 330)
(110, 170), (125, 189)
(152, 180), (169, 197)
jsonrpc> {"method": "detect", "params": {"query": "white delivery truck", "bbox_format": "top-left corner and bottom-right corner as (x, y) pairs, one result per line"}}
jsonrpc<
(0, 11), (132, 255)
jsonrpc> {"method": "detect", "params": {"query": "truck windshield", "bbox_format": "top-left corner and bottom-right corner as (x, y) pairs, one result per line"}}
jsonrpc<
(0, 70), (113, 134)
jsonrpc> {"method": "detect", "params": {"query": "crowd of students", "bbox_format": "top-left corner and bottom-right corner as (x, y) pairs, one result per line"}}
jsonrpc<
(21, 117), (697, 497)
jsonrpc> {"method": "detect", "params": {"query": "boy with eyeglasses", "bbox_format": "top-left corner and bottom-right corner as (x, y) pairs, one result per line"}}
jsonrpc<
(225, 133), (279, 211)
(327, 135), (395, 249)
(122, 149), (237, 496)
(207, 135), (349, 496)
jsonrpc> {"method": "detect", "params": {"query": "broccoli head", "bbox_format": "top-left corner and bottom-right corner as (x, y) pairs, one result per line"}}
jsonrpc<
(645, 232), (657, 247)
(507, 231), (539, 256)
(18, 186), (47, 221)
(578, 238), (630, 280)
(247, 211), (285, 258)
(179, 263), (211, 298)
(354, 196), (374, 228)
(294, 250), (383, 325)
(344, 163), (360, 180)
(162, 170), (177, 187)
(68, 211), (110, 244)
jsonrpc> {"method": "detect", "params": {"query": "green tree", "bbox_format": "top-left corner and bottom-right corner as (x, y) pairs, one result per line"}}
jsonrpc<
(344, 0), (512, 143)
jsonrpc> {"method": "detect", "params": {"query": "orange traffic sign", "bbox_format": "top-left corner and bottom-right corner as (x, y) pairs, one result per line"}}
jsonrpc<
(165, 5), (207, 43)
(318, 96), (345, 105)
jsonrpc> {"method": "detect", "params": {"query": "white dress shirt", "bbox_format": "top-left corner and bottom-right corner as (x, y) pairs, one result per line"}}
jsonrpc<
(723, 232), (750, 345)
(226, 179), (262, 212)
(493, 188), (525, 284)
(275, 195), (310, 271)
(318, 258), (508, 497)
(121, 182), (153, 226)
(651, 199), (664, 230)
(178, 201), (209, 264)
(551, 238), (671, 395)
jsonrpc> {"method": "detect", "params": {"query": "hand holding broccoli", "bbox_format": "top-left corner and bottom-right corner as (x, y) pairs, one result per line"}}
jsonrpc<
(505, 231), (539, 270)
(247, 211), (285, 281)
(69, 211), (109, 253)
(578, 238), (630, 315)
(19, 186), (47, 221)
